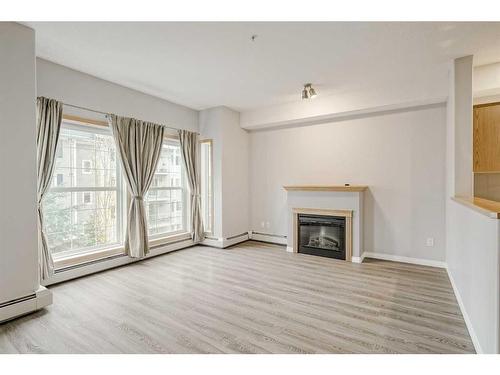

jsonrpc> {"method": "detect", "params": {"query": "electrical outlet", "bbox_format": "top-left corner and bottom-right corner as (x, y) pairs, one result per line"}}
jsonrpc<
(260, 221), (265, 228)
(426, 238), (434, 247)
(266, 221), (271, 229)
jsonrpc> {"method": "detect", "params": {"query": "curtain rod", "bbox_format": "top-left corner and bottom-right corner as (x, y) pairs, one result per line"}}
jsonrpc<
(62, 102), (200, 135)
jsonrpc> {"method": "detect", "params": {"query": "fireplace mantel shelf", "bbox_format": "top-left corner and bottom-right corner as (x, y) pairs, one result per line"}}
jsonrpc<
(283, 185), (368, 192)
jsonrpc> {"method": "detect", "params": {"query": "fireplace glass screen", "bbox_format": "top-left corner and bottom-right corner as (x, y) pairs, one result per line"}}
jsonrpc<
(298, 214), (346, 260)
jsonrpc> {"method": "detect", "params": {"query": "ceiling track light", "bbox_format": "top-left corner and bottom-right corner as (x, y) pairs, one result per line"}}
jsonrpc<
(302, 83), (317, 100)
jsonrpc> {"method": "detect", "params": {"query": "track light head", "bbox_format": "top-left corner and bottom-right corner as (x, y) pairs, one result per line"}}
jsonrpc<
(308, 86), (317, 98)
(301, 87), (310, 99)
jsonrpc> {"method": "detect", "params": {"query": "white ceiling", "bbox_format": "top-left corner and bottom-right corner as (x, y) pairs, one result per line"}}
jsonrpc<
(25, 22), (500, 112)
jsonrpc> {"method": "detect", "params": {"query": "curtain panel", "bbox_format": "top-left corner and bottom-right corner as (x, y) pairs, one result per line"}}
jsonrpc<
(36, 97), (63, 281)
(108, 114), (165, 258)
(179, 130), (205, 242)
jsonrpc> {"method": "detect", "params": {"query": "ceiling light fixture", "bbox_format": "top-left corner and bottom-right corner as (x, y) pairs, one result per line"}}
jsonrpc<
(302, 83), (317, 100)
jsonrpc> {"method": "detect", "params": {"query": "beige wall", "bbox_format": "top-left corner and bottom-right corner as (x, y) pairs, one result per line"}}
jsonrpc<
(249, 104), (447, 262)
(474, 62), (500, 104)
(454, 56), (474, 197)
(475, 173), (500, 202)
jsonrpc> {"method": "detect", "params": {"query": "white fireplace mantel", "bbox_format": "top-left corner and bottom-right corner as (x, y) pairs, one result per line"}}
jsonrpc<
(284, 185), (366, 262)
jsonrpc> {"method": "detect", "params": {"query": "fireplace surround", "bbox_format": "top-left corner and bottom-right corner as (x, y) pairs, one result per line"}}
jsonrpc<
(284, 185), (366, 263)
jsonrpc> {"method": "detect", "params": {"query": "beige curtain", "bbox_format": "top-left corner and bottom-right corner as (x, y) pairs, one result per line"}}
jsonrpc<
(36, 97), (63, 280)
(109, 114), (165, 258)
(179, 130), (204, 242)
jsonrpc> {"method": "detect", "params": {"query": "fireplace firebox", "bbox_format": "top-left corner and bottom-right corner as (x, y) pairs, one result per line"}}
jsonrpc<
(298, 214), (346, 260)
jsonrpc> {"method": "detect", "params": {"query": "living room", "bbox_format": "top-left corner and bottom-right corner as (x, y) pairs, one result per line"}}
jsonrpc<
(1, 1), (500, 373)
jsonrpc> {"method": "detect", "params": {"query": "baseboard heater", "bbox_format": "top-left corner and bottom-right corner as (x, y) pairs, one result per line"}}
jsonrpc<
(249, 231), (287, 245)
(0, 287), (52, 323)
(226, 232), (249, 241)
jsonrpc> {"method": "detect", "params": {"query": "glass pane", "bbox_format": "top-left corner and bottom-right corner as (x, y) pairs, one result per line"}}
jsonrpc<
(44, 190), (119, 256)
(53, 125), (117, 189)
(200, 141), (212, 233)
(145, 139), (186, 237)
(44, 121), (122, 259)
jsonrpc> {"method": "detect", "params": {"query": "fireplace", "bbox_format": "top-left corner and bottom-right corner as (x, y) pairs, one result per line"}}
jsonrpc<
(298, 214), (346, 260)
(286, 188), (362, 262)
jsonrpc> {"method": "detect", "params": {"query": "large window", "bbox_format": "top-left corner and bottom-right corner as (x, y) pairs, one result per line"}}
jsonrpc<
(145, 137), (188, 238)
(43, 117), (191, 269)
(44, 119), (124, 259)
(200, 139), (213, 234)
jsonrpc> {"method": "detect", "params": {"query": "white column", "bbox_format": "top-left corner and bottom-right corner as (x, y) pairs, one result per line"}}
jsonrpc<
(0, 22), (52, 321)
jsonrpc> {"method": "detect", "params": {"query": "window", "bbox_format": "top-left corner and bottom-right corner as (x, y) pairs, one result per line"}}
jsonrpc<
(55, 173), (64, 187)
(83, 192), (92, 204)
(43, 119), (124, 259)
(200, 139), (213, 234)
(145, 137), (188, 238)
(82, 159), (92, 174)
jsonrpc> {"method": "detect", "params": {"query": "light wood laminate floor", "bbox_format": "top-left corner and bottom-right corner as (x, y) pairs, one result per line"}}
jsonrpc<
(0, 241), (474, 354)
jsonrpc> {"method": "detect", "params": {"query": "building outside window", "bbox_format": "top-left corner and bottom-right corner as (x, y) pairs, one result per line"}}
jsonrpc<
(81, 159), (92, 174)
(55, 173), (64, 187)
(43, 119), (124, 259)
(83, 192), (93, 204)
(145, 137), (188, 238)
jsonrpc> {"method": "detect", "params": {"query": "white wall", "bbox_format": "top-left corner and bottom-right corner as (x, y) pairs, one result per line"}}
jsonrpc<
(36, 58), (198, 132)
(240, 89), (446, 130)
(0, 23), (39, 304)
(249, 104), (447, 262)
(220, 110), (249, 238)
(446, 55), (500, 354)
(200, 106), (249, 241)
(447, 200), (499, 354)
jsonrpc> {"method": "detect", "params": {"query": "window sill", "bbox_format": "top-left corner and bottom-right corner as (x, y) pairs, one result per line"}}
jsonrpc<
(149, 232), (192, 248)
(53, 245), (125, 270)
(53, 232), (193, 270)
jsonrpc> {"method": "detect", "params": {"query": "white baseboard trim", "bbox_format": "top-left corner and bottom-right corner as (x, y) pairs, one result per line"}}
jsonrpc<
(446, 266), (482, 354)
(351, 255), (365, 264)
(248, 231), (287, 245)
(362, 252), (446, 268)
(200, 237), (223, 248)
(0, 286), (52, 323)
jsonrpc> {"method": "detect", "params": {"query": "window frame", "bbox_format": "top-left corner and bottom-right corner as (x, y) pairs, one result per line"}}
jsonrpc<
(200, 139), (214, 235)
(47, 116), (127, 267)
